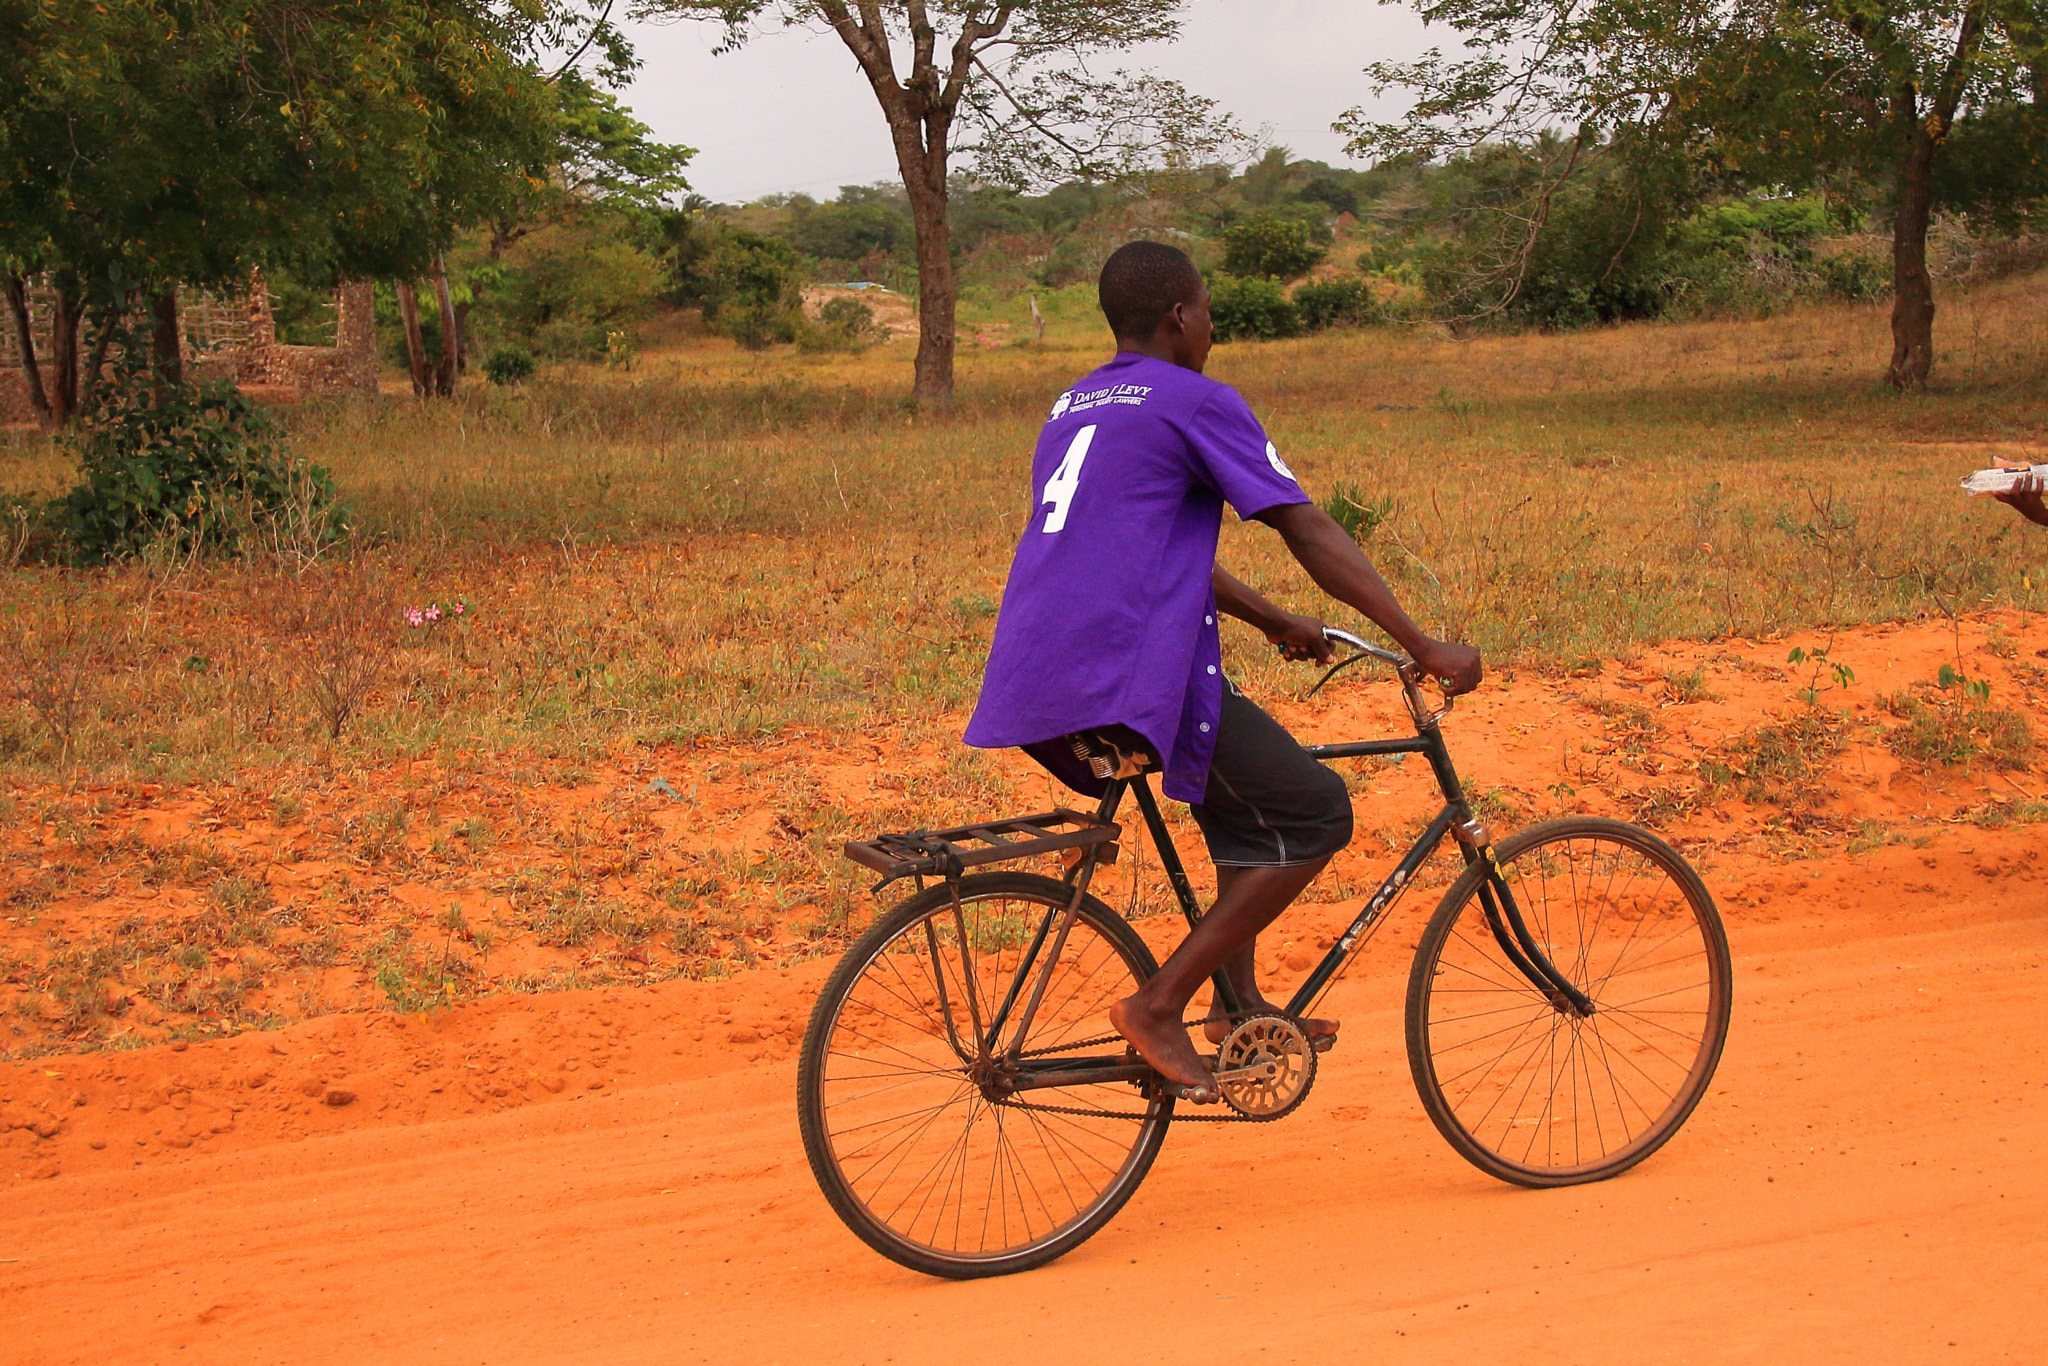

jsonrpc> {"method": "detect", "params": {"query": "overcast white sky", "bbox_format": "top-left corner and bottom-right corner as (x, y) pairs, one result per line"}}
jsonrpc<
(618, 1), (1437, 203)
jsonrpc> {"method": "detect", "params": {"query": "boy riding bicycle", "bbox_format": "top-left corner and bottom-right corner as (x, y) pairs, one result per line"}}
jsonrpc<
(965, 241), (1482, 1102)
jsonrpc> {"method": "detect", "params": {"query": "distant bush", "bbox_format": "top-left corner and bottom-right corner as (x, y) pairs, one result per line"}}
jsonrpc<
(54, 379), (340, 564)
(1821, 251), (1891, 301)
(483, 346), (537, 385)
(1293, 278), (1380, 330)
(491, 220), (664, 358)
(798, 297), (884, 352)
(682, 227), (806, 349)
(1207, 274), (1300, 342)
(1298, 175), (1360, 217)
(1222, 212), (1327, 281)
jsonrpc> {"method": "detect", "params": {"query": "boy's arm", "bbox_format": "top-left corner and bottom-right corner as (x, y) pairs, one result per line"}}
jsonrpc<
(1246, 502), (1484, 694)
(1212, 566), (1335, 663)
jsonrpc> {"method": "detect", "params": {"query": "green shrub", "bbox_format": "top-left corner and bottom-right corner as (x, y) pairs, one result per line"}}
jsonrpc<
(1222, 211), (1327, 281)
(798, 297), (883, 353)
(1207, 274), (1299, 343)
(53, 379), (340, 564)
(482, 346), (537, 385)
(1293, 278), (1380, 331)
(720, 301), (797, 350)
(1822, 252), (1891, 301)
(672, 225), (806, 349)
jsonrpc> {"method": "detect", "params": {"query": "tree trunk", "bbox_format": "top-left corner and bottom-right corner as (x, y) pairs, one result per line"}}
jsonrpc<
(81, 302), (122, 410)
(430, 256), (461, 397)
(816, 2), (1007, 410)
(1886, 116), (1939, 390)
(48, 271), (84, 424)
(394, 280), (433, 397)
(3, 275), (52, 424)
(150, 289), (183, 389)
(902, 169), (956, 408)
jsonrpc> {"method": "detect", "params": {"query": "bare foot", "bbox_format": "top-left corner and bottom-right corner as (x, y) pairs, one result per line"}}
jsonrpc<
(1108, 996), (1219, 1102)
(1203, 1003), (1340, 1045)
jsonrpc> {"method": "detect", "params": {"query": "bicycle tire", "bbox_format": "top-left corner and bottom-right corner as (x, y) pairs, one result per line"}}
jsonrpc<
(797, 871), (1172, 1278)
(1406, 817), (1732, 1187)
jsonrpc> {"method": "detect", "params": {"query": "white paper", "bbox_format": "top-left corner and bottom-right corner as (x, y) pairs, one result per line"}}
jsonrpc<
(1960, 464), (2048, 496)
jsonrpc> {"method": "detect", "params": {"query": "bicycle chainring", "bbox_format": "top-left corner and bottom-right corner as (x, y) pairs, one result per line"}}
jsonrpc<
(1214, 1014), (1316, 1121)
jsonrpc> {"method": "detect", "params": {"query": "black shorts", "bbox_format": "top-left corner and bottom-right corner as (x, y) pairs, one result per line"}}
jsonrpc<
(1189, 679), (1353, 868)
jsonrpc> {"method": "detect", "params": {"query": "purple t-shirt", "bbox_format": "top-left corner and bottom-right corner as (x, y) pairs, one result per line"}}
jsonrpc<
(963, 352), (1308, 802)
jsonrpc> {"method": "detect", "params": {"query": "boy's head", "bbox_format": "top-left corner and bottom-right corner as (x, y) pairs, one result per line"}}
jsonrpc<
(1099, 241), (1212, 372)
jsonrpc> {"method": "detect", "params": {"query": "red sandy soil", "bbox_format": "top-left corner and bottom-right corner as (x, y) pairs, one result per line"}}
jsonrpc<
(2, 616), (2045, 1363)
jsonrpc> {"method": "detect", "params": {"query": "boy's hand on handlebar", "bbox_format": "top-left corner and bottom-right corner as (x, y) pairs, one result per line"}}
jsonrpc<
(1415, 639), (1483, 696)
(1266, 612), (1336, 664)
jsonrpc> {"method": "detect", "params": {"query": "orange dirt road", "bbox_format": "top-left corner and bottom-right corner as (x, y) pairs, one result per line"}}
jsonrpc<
(5, 859), (2046, 1364)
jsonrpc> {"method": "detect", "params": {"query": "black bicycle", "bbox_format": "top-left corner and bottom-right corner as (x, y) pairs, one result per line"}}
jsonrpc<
(797, 630), (1732, 1279)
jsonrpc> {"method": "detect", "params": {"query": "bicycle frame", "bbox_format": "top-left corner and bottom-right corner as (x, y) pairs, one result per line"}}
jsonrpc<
(975, 638), (1592, 1096)
(1094, 710), (1594, 1030)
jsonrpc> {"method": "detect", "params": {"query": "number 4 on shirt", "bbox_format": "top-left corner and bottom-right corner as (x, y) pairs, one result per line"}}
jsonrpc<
(1040, 425), (1097, 533)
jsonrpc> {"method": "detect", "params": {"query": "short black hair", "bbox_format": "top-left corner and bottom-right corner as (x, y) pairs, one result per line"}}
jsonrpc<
(1098, 241), (1203, 339)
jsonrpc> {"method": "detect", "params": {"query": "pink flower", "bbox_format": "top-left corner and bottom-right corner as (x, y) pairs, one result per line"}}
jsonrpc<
(404, 606), (427, 628)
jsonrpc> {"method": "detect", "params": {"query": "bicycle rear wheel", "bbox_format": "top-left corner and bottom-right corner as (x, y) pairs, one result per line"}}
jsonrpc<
(1406, 817), (1731, 1187)
(797, 871), (1170, 1278)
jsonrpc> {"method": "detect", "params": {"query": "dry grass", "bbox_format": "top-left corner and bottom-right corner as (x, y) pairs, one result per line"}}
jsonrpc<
(0, 271), (2043, 785)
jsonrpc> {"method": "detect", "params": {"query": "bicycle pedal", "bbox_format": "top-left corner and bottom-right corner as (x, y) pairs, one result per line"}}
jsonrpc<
(1311, 1034), (1337, 1054)
(1159, 1079), (1222, 1105)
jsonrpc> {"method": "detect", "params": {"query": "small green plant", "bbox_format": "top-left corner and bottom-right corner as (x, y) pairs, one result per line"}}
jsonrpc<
(1321, 483), (1393, 543)
(1788, 644), (1855, 706)
(1882, 683), (2033, 769)
(1433, 386), (1477, 419)
(1847, 819), (1904, 855)
(1936, 661), (1991, 704)
(482, 346), (537, 385)
(1710, 711), (1846, 806)
(604, 329), (636, 370)
(1661, 666), (1720, 704)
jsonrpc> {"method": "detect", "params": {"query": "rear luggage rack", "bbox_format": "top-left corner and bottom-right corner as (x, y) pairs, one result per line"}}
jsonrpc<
(844, 809), (1121, 890)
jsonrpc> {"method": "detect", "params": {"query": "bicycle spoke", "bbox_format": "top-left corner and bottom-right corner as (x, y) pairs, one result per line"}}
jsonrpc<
(1413, 824), (1728, 1183)
(804, 879), (1169, 1269)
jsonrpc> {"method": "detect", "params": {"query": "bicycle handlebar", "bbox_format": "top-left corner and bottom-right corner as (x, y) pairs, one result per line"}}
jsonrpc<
(1319, 626), (1409, 668)
(1311, 626), (1454, 725)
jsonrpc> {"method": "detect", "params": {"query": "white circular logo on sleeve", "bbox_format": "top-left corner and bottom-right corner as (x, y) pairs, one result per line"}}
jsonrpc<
(1049, 391), (1073, 420)
(1266, 441), (1295, 479)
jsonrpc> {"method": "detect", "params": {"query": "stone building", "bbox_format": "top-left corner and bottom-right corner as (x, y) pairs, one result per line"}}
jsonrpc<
(0, 273), (378, 425)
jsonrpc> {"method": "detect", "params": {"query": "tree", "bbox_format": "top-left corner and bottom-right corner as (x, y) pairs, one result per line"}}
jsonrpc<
(646, 2), (1243, 406)
(0, 1), (602, 417)
(405, 69), (695, 395)
(1340, 0), (2048, 386)
(1222, 212), (1328, 280)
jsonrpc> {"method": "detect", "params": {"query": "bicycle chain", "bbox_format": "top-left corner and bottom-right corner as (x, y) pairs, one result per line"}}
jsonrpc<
(996, 1016), (1279, 1125)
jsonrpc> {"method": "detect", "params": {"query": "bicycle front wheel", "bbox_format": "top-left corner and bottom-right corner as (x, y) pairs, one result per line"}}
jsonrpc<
(797, 871), (1171, 1278)
(1406, 818), (1732, 1187)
